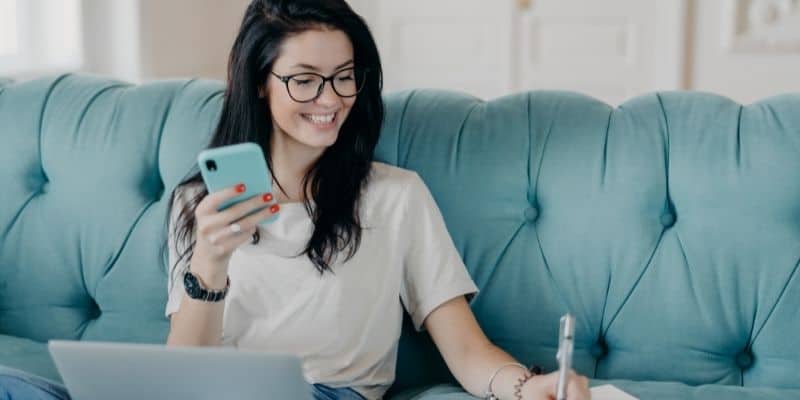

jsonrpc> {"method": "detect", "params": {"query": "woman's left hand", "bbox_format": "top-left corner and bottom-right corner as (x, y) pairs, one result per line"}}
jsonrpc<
(520, 369), (591, 400)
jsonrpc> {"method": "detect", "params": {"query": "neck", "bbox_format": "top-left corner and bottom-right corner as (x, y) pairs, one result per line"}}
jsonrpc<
(269, 129), (325, 203)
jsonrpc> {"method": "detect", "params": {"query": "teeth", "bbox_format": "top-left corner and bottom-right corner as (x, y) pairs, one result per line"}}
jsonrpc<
(305, 113), (335, 124)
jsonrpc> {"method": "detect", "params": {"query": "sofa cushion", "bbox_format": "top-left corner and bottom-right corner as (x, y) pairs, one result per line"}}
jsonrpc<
(0, 335), (58, 382)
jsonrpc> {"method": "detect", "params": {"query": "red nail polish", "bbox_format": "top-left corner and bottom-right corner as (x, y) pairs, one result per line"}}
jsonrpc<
(270, 204), (280, 213)
(263, 193), (273, 202)
(235, 183), (246, 193)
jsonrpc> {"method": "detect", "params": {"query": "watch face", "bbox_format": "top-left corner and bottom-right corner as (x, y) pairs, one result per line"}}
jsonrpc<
(183, 271), (201, 298)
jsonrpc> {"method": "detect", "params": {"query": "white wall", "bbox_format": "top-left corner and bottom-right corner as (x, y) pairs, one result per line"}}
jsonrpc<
(80, 0), (248, 83)
(346, 0), (375, 26)
(690, 0), (800, 103)
(0, 0), (19, 55)
(4, 0), (799, 104)
(352, 0), (799, 104)
(81, 0), (140, 82)
(0, 0), (82, 78)
(138, 0), (249, 81)
(78, 0), (365, 83)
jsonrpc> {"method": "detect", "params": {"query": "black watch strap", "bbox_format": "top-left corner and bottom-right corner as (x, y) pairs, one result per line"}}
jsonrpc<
(183, 270), (230, 302)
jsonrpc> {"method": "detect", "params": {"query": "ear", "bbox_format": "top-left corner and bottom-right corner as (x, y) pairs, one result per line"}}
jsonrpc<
(258, 85), (267, 99)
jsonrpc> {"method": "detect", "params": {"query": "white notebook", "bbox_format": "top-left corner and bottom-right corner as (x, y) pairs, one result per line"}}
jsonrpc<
(591, 385), (639, 400)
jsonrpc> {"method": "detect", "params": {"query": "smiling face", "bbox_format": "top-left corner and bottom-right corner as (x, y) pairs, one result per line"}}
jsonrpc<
(266, 28), (357, 157)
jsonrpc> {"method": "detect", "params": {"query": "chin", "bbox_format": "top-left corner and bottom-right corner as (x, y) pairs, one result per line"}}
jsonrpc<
(299, 135), (339, 151)
(300, 128), (341, 148)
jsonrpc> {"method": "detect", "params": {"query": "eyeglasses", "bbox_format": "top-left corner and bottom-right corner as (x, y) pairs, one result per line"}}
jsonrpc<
(270, 68), (369, 103)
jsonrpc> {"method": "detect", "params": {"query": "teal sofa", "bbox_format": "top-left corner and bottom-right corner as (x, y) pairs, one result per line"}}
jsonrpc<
(2, 74), (799, 399)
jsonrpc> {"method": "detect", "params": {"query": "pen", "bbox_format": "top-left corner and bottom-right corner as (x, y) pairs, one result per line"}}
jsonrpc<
(556, 313), (575, 400)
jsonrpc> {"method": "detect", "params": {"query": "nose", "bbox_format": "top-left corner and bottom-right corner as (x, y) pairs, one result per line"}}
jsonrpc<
(315, 80), (341, 107)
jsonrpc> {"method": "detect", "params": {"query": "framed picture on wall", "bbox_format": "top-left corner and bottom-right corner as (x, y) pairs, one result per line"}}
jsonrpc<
(721, 0), (800, 53)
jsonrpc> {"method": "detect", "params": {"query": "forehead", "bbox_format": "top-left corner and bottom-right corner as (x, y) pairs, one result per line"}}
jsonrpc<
(273, 28), (354, 73)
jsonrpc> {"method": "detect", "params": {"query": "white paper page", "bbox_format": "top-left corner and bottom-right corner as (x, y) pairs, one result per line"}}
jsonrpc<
(590, 384), (639, 400)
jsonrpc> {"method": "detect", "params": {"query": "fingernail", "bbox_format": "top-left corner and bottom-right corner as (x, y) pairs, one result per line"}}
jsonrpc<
(235, 183), (246, 193)
(270, 204), (280, 213)
(262, 193), (273, 202)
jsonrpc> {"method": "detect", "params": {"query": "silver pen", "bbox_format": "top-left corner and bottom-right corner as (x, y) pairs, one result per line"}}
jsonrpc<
(556, 313), (575, 400)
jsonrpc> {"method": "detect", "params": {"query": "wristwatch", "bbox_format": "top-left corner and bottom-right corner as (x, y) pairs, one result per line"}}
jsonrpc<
(183, 270), (230, 302)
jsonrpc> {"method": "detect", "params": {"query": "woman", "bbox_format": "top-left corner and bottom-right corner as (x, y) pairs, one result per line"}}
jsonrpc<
(165, 1), (590, 399)
(0, 1), (591, 399)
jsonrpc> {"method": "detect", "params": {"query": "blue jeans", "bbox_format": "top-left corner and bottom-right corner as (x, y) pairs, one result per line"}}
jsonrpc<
(0, 366), (366, 400)
(0, 367), (69, 400)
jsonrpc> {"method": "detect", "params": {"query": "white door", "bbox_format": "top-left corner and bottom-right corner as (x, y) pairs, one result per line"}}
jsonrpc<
(349, 0), (687, 104)
(517, 0), (687, 105)
(351, 0), (517, 100)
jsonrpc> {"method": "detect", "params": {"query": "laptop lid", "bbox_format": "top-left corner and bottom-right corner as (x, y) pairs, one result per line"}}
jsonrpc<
(48, 340), (312, 400)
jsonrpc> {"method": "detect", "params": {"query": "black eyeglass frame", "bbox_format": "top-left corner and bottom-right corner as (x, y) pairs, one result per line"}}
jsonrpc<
(269, 68), (370, 103)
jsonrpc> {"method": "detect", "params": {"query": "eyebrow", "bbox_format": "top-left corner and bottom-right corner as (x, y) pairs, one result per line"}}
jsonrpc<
(291, 60), (354, 72)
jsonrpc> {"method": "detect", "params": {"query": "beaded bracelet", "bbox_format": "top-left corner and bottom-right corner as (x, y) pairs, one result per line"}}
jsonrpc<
(512, 365), (542, 400)
(485, 363), (542, 400)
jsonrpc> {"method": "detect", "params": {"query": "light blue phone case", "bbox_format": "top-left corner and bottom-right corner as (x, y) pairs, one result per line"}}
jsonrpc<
(197, 142), (277, 225)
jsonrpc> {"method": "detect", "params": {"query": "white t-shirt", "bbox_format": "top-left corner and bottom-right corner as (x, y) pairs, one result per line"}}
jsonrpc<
(165, 162), (478, 400)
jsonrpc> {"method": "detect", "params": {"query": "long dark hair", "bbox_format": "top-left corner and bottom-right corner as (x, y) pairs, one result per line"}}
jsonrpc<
(164, 0), (383, 279)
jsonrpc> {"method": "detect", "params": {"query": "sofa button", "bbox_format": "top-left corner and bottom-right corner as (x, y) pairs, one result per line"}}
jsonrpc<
(735, 351), (754, 369)
(590, 340), (608, 359)
(524, 207), (539, 223)
(660, 212), (676, 227)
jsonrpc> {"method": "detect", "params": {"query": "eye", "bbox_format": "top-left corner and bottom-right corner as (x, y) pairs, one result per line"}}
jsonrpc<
(335, 69), (356, 80)
(293, 79), (313, 86)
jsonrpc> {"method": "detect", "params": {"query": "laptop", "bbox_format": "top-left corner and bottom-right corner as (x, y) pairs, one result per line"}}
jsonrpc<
(48, 340), (312, 400)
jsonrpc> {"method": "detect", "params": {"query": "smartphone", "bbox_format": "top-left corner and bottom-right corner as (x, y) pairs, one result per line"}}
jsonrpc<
(197, 142), (277, 225)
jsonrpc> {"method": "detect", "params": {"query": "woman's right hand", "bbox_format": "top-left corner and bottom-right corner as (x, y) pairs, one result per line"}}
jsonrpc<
(191, 183), (280, 284)
(522, 370), (591, 400)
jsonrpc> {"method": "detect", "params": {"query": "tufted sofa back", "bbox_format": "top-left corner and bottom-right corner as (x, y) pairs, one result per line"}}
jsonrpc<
(0, 75), (222, 378)
(384, 87), (800, 394)
(2, 75), (800, 394)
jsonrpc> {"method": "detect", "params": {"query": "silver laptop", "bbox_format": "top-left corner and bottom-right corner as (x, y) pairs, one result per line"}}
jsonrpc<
(48, 340), (312, 400)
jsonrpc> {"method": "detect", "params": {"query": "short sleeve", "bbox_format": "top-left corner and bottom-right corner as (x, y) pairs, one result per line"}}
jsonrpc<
(399, 173), (479, 331)
(164, 186), (199, 318)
